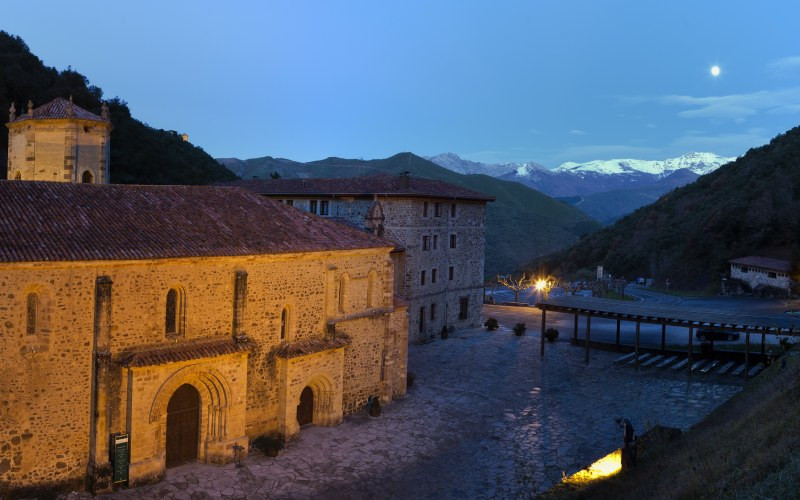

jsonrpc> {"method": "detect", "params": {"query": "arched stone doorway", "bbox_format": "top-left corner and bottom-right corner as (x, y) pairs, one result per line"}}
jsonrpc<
(297, 386), (314, 426)
(166, 384), (200, 467)
(81, 170), (94, 183)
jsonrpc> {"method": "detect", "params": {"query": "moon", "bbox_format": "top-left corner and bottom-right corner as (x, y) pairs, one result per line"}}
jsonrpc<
(710, 65), (721, 77)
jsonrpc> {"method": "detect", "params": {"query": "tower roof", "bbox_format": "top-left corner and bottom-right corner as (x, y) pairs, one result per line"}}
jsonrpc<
(7, 97), (110, 125)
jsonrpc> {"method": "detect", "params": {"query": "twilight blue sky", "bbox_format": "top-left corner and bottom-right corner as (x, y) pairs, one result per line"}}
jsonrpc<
(5, 1), (800, 167)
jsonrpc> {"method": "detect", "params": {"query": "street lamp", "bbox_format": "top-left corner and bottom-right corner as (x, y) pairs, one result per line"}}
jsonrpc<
(535, 277), (556, 300)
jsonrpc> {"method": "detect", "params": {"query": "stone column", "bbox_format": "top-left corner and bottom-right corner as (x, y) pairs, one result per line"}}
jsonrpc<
(88, 276), (113, 494)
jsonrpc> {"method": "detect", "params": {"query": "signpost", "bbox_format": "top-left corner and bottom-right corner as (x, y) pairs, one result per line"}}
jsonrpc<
(112, 433), (129, 485)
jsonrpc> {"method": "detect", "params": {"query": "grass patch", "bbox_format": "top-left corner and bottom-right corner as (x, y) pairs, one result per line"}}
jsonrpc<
(539, 346), (800, 499)
(605, 290), (635, 301)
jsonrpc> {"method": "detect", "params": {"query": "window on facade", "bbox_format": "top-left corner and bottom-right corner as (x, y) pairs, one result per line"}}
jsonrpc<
(433, 235), (438, 250)
(459, 297), (469, 320)
(422, 235), (430, 250)
(14, 171), (22, 180)
(367, 271), (376, 308)
(81, 171), (94, 184)
(450, 203), (457, 217)
(423, 202), (429, 217)
(286, 199), (294, 207)
(450, 234), (457, 249)
(26, 293), (38, 335)
(419, 306), (425, 333)
(432, 269), (437, 284)
(280, 307), (288, 340)
(434, 203), (442, 217)
(740, 266), (748, 273)
(309, 200), (318, 214)
(165, 287), (185, 337)
(449, 266), (454, 280)
(420, 270), (426, 285)
(319, 200), (330, 216)
(768, 272), (777, 279)
(338, 276), (348, 313)
(430, 303), (436, 321)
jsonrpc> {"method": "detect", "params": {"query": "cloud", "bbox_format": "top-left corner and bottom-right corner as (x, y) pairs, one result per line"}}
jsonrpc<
(767, 56), (800, 74)
(569, 129), (586, 135)
(651, 87), (800, 122)
(670, 128), (769, 156)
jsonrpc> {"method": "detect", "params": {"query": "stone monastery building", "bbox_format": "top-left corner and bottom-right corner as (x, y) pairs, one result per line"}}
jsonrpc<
(225, 175), (494, 342)
(0, 100), (408, 495)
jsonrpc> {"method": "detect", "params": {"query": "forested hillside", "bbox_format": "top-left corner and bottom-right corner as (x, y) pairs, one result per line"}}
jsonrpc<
(532, 126), (800, 289)
(0, 31), (237, 184)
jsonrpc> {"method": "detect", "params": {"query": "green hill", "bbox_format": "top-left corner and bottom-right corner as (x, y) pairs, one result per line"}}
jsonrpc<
(0, 31), (237, 185)
(221, 152), (601, 277)
(531, 125), (800, 289)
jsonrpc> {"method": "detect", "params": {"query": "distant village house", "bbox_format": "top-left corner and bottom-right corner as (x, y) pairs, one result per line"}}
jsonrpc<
(727, 256), (793, 297)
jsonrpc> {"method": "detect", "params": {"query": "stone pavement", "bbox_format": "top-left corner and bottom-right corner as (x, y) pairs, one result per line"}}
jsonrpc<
(83, 305), (742, 499)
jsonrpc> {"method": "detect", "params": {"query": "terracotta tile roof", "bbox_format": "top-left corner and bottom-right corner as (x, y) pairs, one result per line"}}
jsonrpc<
(729, 256), (791, 273)
(0, 181), (392, 263)
(274, 334), (351, 359)
(222, 174), (495, 202)
(120, 337), (253, 367)
(9, 97), (109, 124)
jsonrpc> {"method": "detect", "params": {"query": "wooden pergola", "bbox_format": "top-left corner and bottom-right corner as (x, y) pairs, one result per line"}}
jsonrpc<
(536, 296), (800, 380)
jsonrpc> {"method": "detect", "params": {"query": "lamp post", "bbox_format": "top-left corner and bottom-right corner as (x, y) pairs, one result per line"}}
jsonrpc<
(535, 277), (556, 301)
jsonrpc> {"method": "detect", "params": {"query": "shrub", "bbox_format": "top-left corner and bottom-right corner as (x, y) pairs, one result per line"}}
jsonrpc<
(250, 434), (284, 457)
(513, 322), (526, 336)
(544, 327), (559, 342)
(484, 318), (499, 331)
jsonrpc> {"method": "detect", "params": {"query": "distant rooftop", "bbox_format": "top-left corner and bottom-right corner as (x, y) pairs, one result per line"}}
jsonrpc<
(729, 256), (791, 273)
(0, 181), (392, 263)
(222, 174), (496, 202)
(7, 97), (109, 124)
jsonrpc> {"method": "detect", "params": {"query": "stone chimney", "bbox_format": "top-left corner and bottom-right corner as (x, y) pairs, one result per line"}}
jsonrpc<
(67, 96), (74, 117)
(8, 102), (15, 122)
(101, 102), (109, 120)
(27, 100), (33, 117)
(398, 171), (410, 189)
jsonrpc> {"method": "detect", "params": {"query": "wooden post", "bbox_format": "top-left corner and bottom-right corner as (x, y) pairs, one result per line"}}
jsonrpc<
(635, 321), (641, 370)
(688, 326), (693, 376)
(615, 319), (621, 352)
(660, 322), (666, 353)
(585, 315), (591, 365)
(745, 332), (750, 380)
(573, 314), (578, 345)
(540, 307), (546, 357)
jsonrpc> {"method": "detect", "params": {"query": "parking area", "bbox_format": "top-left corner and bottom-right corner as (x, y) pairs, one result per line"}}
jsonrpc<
(86, 305), (742, 499)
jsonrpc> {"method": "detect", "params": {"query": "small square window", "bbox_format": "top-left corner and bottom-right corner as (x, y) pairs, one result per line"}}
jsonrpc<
(286, 199), (294, 207)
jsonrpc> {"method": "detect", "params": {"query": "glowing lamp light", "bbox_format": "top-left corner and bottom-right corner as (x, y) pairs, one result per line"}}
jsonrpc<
(562, 449), (622, 485)
(535, 279), (547, 291)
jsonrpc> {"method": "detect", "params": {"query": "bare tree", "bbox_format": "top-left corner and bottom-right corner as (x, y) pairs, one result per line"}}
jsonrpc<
(497, 273), (534, 302)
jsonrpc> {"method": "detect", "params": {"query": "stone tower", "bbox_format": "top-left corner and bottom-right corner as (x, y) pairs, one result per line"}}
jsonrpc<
(6, 97), (112, 183)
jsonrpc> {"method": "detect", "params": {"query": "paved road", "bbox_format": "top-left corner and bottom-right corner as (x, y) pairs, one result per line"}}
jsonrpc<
(82, 306), (742, 500)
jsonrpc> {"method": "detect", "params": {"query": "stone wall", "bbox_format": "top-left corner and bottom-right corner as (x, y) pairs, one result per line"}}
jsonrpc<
(0, 246), (407, 494)
(6, 119), (110, 183)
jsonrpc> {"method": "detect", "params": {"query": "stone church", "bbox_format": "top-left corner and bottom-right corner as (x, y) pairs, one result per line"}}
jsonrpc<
(0, 99), (408, 495)
(225, 174), (494, 342)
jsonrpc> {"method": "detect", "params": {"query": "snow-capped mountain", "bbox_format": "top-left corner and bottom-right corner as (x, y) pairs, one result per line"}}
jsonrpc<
(553, 152), (732, 178)
(427, 152), (735, 197)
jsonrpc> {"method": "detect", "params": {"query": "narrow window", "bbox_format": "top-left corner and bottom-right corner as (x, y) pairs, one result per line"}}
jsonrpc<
(419, 306), (425, 333)
(367, 272), (376, 308)
(420, 270), (426, 285)
(81, 170), (94, 184)
(450, 203), (457, 217)
(422, 236), (430, 250)
(338, 276), (347, 313)
(449, 266), (454, 280)
(432, 269), (437, 284)
(430, 303), (436, 321)
(450, 234), (457, 249)
(319, 200), (329, 216)
(459, 297), (469, 320)
(14, 171), (22, 180)
(423, 202), (429, 217)
(280, 307), (288, 340)
(433, 235), (438, 250)
(310, 200), (318, 214)
(165, 289), (178, 335)
(286, 199), (294, 207)
(434, 203), (442, 217)
(26, 293), (38, 335)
